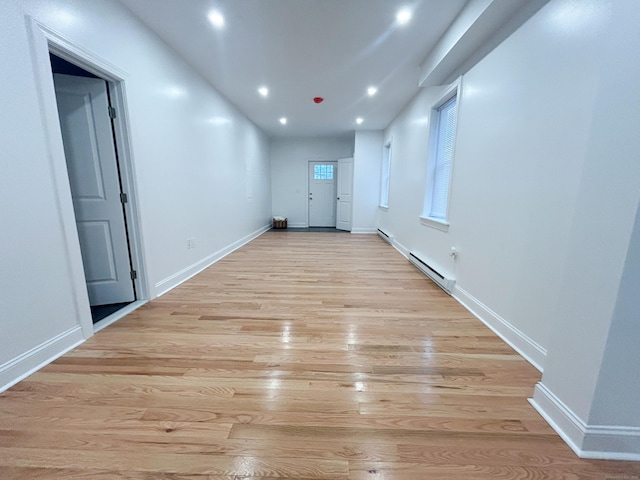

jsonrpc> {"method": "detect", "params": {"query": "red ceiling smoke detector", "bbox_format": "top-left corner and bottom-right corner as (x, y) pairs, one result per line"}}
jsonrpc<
(313, 97), (324, 104)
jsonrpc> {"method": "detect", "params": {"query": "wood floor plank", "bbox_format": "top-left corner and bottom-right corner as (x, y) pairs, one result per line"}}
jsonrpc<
(358, 401), (544, 420)
(348, 461), (640, 480)
(0, 468), (241, 480)
(0, 447), (348, 478)
(0, 430), (400, 463)
(1, 232), (637, 479)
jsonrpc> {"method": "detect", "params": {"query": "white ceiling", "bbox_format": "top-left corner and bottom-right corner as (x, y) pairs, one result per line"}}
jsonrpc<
(117, 0), (474, 137)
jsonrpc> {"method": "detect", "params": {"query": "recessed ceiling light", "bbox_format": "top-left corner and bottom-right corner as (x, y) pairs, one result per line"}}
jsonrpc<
(356, 118), (364, 125)
(258, 86), (269, 97)
(279, 117), (287, 125)
(208, 10), (225, 28)
(367, 86), (378, 97)
(396, 8), (412, 25)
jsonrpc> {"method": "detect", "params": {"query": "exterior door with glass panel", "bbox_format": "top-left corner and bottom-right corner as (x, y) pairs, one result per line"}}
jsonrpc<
(308, 162), (337, 227)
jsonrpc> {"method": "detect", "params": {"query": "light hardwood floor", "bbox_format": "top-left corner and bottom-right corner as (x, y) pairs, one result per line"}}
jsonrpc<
(1, 232), (638, 479)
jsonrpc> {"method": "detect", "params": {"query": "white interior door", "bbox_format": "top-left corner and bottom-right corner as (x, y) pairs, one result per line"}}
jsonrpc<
(337, 157), (353, 231)
(308, 162), (337, 227)
(54, 74), (135, 306)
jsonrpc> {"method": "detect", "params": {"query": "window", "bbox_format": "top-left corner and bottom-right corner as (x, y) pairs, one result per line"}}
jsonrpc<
(422, 82), (460, 230)
(314, 164), (334, 180)
(380, 140), (392, 208)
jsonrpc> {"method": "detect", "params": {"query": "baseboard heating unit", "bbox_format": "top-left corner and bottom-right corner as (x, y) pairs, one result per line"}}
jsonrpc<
(377, 228), (393, 245)
(408, 252), (455, 294)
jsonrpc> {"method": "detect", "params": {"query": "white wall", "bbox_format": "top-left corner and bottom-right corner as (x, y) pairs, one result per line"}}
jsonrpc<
(380, 0), (640, 458)
(380, 0), (608, 366)
(589, 202), (640, 428)
(379, 83), (459, 276)
(352, 131), (383, 233)
(0, 0), (86, 372)
(533, 0), (640, 455)
(1, 0), (271, 390)
(270, 136), (354, 227)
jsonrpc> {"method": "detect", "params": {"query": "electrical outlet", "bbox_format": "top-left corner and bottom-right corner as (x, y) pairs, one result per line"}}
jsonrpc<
(187, 238), (195, 249)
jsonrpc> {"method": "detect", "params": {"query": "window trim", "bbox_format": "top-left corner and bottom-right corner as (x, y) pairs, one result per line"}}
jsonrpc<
(421, 78), (461, 231)
(419, 215), (449, 232)
(379, 138), (392, 209)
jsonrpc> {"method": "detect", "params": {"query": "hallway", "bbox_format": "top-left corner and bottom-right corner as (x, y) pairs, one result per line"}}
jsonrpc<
(1, 233), (638, 478)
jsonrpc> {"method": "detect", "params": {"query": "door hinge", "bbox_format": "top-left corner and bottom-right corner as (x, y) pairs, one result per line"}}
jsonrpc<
(120, 192), (128, 204)
(108, 106), (117, 119)
(130, 270), (137, 281)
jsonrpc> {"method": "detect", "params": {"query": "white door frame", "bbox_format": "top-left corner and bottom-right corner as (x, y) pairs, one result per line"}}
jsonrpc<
(27, 17), (149, 338)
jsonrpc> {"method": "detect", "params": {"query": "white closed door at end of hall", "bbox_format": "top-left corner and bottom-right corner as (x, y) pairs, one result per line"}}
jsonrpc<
(308, 161), (337, 227)
(54, 73), (135, 306)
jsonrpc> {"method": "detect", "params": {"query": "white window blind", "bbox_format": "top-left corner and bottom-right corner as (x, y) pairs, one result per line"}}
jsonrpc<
(429, 96), (458, 220)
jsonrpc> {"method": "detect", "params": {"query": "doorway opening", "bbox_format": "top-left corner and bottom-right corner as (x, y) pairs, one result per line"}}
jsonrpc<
(308, 161), (338, 227)
(50, 53), (138, 326)
(307, 158), (353, 231)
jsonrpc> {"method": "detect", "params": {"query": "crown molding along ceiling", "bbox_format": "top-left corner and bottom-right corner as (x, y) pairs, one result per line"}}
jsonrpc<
(118, 0), (548, 138)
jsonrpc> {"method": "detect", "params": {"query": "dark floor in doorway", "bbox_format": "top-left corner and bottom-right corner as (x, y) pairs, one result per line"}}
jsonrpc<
(270, 227), (348, 233)
(91, 302), (132, 324)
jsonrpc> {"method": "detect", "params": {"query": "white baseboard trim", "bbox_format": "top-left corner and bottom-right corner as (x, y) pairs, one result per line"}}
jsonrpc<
(384, 239), (545, 372)
(287, 223), (308, 228)
(391, 238), (410, 258)
(384, 235), (639, 462)
(155, 224), (270, 297)
(453, 285), (546, 372)
(351, 228), (377, 234)
(0, 325), (85, 393)
(530, 383), (587, 456)
(531, 383), (640, 461)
